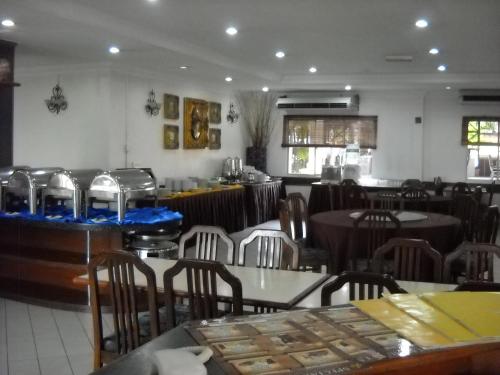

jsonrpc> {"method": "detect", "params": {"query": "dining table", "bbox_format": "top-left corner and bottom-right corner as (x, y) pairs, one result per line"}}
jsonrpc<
(310, 209), (463, 274)
(75, 257), (330, 310)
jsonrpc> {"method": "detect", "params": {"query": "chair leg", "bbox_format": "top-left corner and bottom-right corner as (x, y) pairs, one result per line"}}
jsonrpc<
(93, 349), (102, 370)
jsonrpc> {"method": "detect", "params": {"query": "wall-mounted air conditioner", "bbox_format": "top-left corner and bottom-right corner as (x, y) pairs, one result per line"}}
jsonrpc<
(276, 92), (359, 113)
(460, 89), (500, 104)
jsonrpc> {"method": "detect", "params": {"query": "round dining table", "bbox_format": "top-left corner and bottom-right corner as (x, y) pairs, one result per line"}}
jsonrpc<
(310, 209), (462, 274)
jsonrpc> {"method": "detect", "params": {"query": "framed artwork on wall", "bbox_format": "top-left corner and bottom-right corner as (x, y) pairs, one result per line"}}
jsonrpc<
(183, 97), (209, 149)
(208, 102), (221, 124)
(163, 124), (179, 149)
(208, 128), (221, 150)
(164, 93), (179, 120)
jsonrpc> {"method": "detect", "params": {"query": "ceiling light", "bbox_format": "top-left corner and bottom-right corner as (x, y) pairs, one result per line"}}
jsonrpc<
(108, 46), (120, 54)
(275, 51), (285, 59)
(225, 27), (238, 36)
(179, 66), (189, 70)
(446, 86), (451, 90)
(262, 86), (269, 92)
(345, 85), (352, 91)
(225, 76), (233, 82)
(147, 0), (158, 2)
(1, 19), (15, 27)
(309, 66), (317, 73)
(415, 19), (429, 28)
(437, 64), (447, 72)
(429, 48), (439, 55)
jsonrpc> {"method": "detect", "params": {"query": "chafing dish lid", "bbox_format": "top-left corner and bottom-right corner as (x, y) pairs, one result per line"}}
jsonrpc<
(0, 166), (30, 185)
(89, 169), (156, 193)
(47, 169), (103, 191)
(7, 168), (64, 190)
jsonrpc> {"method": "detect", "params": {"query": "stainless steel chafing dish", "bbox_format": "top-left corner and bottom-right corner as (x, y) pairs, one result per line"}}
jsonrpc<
(2, 167), (63, 214)
(0, 166), (30, 211)
(87, 169), (157, 221)
(42, 169), (102, 219)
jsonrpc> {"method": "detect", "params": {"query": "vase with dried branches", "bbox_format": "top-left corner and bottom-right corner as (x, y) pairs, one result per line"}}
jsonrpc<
(235, 90), (279, 172)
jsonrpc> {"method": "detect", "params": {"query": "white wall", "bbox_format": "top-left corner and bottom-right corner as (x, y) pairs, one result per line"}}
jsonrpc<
(13, 66), (247, 181)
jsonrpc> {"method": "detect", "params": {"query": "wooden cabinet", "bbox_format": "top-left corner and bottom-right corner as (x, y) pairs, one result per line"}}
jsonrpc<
(0, 40), (18, 167)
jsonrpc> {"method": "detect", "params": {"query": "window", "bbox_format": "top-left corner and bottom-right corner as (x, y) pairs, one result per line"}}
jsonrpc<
(462, 117), (500, 178)
(282, 115), (377, 175)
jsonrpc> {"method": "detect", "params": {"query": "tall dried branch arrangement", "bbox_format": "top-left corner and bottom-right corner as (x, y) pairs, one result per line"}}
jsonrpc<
(235, 91), (279, 148)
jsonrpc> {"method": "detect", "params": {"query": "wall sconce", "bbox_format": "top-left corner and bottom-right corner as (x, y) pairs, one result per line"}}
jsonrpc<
(145, 89), (161, 116)
(45, 84), (68, 114)
(226, 102), (239, 124)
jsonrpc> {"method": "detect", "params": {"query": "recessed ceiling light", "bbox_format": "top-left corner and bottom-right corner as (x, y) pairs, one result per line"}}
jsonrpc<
(309, 66), (317, 73)
(179, 66), (189, 70)
(225, 76), (233, 82)
(415, 19), (429, 28)
(1, 19), (15, 27)
(429, 48), (439, 55)
(445, 86), (451, 90)
(108, 46), (120, 54)
(437, 64), (447, 72)
(262, 86), (269, 92)
(225, 27), (238, 36)
(275, 51), (285, 59)
(345, 85), (352, 91)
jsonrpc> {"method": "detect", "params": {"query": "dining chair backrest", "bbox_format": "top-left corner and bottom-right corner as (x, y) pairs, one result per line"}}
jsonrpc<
(238, 229), (299, 270)
(178, 225), (235, 265)
(88, 250), (160, 369)
(454, 281), (500, 292)
(372, 238), (443, 282)
(342, 185), (370, 210)
(401, 179), (424, 191)
(451, 194), (479, 241)
(443, 242), (500, 283)
(163, 259), (243, 330)
(451, 182), (472, 198)
(351, 210), (401, 270)
(340, 179), (358, 187)
(400, 188), (431, 211)
(474, 205), (499, 244)
(376, 191), (398, 210)
(320, 271), (406, 306)
(282, 192), (309, 242)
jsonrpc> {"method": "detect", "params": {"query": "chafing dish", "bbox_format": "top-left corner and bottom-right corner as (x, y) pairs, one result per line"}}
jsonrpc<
(2, 167), (63, 214)
(42, 169), (102, 219)
(0, 166), (30, 211)
(87, 169), (157, 221)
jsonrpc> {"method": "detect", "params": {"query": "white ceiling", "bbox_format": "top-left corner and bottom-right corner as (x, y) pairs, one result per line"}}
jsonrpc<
(2, 0), (500, 90)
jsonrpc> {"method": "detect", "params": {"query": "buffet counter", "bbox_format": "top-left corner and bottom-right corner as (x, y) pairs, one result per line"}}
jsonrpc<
(0, 209), (181, 310)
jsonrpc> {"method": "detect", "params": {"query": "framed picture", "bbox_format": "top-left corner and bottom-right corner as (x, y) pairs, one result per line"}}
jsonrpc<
(163, 125), (179, 149)
(208, 128), (221, 150)
(208, 102), (221, 124)
(164, 94), (179, 120)
(183, 97), (209, 149)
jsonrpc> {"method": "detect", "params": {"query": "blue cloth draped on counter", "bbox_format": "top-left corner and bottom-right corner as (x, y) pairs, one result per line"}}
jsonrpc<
(0, 206), (183, 225)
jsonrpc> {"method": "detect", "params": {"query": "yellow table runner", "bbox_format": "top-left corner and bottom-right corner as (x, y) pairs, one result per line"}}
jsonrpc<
(161, 184), (244, 199)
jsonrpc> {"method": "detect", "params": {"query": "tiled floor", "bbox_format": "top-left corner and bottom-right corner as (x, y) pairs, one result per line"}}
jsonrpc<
(0, 298), (116, 375)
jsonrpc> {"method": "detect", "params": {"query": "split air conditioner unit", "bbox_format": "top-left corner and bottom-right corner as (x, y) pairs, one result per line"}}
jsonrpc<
(460, 90), (500, 104)
(276, 92), (359, 113)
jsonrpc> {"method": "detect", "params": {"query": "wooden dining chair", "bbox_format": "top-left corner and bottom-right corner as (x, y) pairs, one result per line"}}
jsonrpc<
(178, 225), (235, 265)
(342, 184), (370, 210)
(372, 238), (443, 282)
(375, 191), (398, 210)
(163, 259), (243, 330)
(451, 182), (472, 198)
(443, 242), (500, 283)
(320, 271), (406, 306)
(340, 178), (358, 187)
(88, 250), (160, 369)
(454, 281), (500, 292)
(279, 194), (329, 272)
(350, 210), (401, 271)
(400, 188), (431, 212)
(451, 194), (479, 241)
(238, 229), (299, 270)
(474, 205), (499, 244)
(401, 179), (424, 191)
